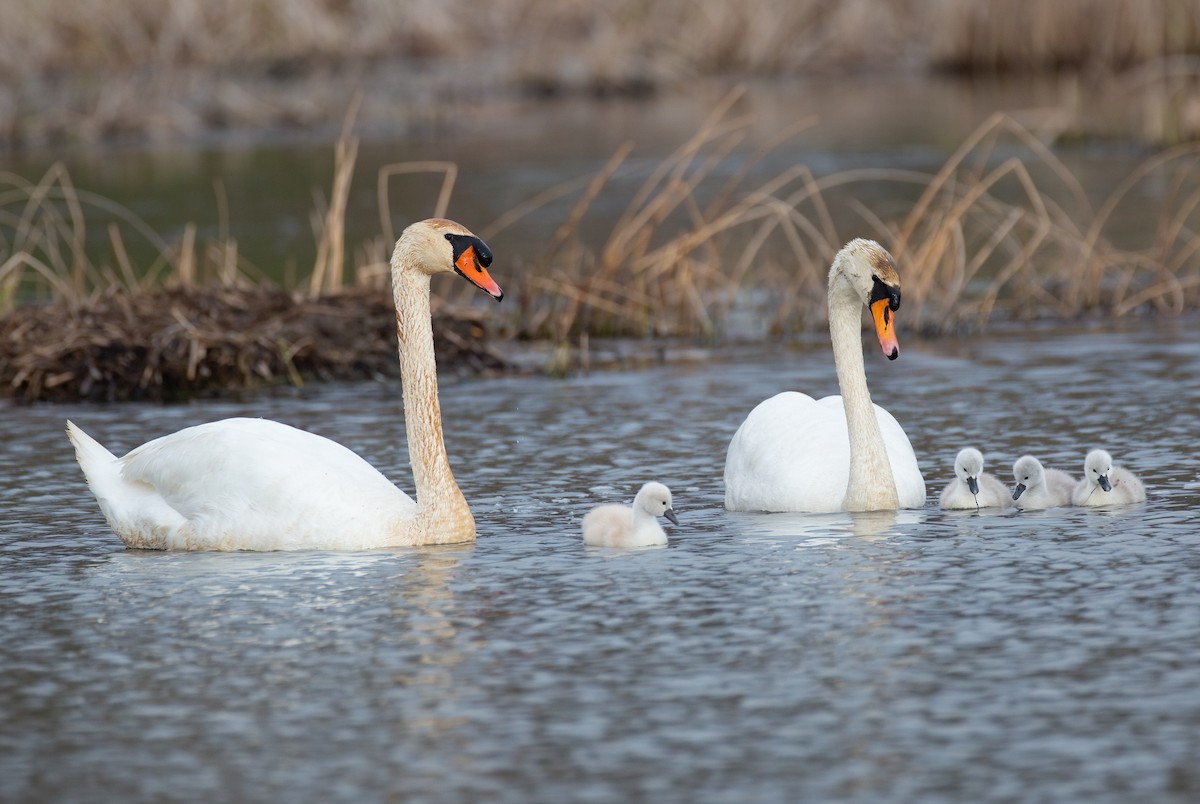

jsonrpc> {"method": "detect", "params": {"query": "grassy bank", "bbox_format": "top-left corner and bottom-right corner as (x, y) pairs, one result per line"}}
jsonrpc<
(2, 96), (1199, 401)
(4, 1), (1200, 146)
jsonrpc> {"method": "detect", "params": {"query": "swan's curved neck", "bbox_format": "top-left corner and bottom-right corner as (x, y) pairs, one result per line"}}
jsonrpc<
(392, 267), (474, 542)
(828, 272), (900, 511)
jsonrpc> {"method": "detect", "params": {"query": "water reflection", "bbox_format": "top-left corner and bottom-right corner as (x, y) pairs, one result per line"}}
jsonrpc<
(728, 508), (924, 544)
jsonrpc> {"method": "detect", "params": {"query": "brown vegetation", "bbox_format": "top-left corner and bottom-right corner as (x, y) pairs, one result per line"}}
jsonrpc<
(929, 0), (1200, 74)
(0, 285), (506, 403)
(497, 100), (1200, 340)
(5, 1), (1200, 146)
(3, 94), (1200, 401)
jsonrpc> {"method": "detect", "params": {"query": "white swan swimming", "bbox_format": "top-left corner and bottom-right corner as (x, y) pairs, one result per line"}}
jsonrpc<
(1071, 449), (1146, 506)
(724, 239), (926, 513)
(939, 447), (1011, 510)
(1010, 455), (1075, 511)
(581, 482), (678, 548)
(66, 218), (504, 551)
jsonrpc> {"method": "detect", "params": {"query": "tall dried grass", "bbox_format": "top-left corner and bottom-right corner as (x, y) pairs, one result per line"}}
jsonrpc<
(498, 105), (1200, 340)
(3, 103), (1200, 344)
(0, 163), (262, 315)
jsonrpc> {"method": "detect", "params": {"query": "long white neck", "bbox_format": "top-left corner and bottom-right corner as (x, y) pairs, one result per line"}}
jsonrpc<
(828, 272), (900, 512)
(391, 265), (474, 542)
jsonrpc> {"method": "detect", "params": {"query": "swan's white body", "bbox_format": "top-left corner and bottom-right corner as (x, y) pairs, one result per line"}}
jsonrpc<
(582, 482), (678, 548)
(724, 239), (925, 513)
(725, 393), (926, 513)
(66, 418), (419, 551)
(939, 447), (1011, 510)
(1011, 455), (1075, 511)
(1071, 449), (1146, 506)
(67, 218), (504, 551)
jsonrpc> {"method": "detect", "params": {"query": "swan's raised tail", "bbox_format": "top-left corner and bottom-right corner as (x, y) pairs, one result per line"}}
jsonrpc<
(66, 420), (122, 509)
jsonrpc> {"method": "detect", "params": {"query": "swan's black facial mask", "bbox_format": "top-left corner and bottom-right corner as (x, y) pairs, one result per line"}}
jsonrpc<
(868, 276), (901, 360)
(869, 276), (901, 312)
(445, 233), (503, 301)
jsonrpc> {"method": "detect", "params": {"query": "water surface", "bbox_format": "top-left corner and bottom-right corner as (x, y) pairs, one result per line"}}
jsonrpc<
(2, 323), (1198, 801)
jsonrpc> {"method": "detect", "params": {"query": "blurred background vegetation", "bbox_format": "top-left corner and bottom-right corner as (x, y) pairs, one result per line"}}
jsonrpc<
(3, 0), (1200, 146)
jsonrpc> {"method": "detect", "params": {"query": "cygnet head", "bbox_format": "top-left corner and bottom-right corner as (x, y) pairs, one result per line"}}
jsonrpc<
(954, 447), (985, 495)
(831, 238), (903, 360)
(393, 218), (504, 301)
(1011, 455), (1045, 501)
(1083, 449), (1114, 492)
(635, 482), (679, 525)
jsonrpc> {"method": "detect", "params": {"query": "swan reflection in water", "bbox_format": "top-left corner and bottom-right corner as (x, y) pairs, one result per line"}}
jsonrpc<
(726, 508), (926, 545)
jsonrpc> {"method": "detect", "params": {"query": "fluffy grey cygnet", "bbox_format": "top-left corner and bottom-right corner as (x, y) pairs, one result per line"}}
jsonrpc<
(939, 448), (1011, 510)
(1011, 455), (1076, 510)
(582, 482), (679, 547)
(1071, 449), (1146, 506)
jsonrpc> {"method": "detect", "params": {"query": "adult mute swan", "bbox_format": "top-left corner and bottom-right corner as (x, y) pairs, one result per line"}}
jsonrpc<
(939, 447), (1011, 510)
(1071, 449), (1146, 506)
(66, 218), (503, 551)
(1010, 455), (1075, 511)
(723, 239), (926, 513)
(582, 482), (678, 548)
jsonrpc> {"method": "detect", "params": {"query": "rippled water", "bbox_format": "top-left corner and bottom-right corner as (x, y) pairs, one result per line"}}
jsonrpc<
(2, 323), (1199, 802)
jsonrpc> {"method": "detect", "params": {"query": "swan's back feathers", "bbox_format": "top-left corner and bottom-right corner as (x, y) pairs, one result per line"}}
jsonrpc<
(72, 418), (416, 550)
(724, 392), (925, 513)
(581, 504), (638, 548)
(1045, 468), (1076, 499)
(121, 418), (402, 515)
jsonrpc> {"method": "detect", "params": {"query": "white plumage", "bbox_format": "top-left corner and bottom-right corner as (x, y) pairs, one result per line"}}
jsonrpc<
(724, 239), (925, 513)
(725, 392), (926, 512)
(66, 218), (504, 551)
(582, 482), (678, 548)
(939, 447), (1011, 510)
(1071, 449), (1146, 506)
(1010, 455), (1076, 511)
(66, 418), (417, 550)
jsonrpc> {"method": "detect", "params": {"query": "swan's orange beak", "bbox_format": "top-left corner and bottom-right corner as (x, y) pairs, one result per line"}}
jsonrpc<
(454, 243), (504, 302)
(871, 298), (899, 360)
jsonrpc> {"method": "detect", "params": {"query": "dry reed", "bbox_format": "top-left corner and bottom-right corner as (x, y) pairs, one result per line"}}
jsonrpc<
(499, 104), (1200, 341)
(4, 99), (1200, 402)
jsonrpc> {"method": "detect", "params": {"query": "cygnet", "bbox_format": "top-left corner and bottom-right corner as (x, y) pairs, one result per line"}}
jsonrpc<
(1071, 449), (1146, 506)
(939, 448), (1011, 510)
(582, 482), (678, 547)
(1011, 455), (1076, 510)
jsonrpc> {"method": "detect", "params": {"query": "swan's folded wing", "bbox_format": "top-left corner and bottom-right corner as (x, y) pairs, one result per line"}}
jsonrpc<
(119, 418), (413, 526)
(725, 393), (926, 512)
(724, 392), (853, 512)
(873, 404), (927, 508)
